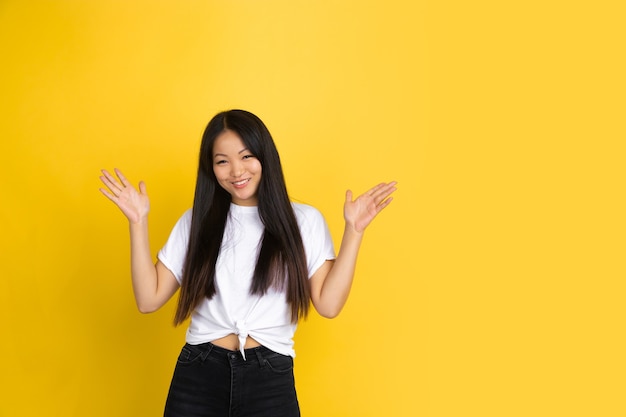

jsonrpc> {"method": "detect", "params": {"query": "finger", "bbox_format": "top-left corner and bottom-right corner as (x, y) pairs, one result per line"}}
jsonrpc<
(99, 174), (121, 196)
(114, 168), (131, 187)
(345, 189), (353, 203)
(367, 181), (397, 198)
(376, 196), (394, 211)
(366, 183), (386, 196)
(374, 192), (395, 209)
(138, 180), (147, 195)
(98, 187), (117, 202)
(373, 181), (397, 194)
(371, 182), (397, 200)
(373, 183), (397, 207)
(101, 169), (122, 191)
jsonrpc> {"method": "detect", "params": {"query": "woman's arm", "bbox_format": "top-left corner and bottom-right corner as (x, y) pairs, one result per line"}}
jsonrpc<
(309, 182), (397, 318)
(99, 168), (179, 313)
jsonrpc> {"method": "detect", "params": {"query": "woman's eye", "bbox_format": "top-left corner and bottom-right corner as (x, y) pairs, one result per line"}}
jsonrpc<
(242, 154), (255, 160)
(215, 160), (227, 165)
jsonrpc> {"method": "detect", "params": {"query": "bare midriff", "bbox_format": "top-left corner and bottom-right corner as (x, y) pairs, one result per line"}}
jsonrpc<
(211, 334), (261, 351)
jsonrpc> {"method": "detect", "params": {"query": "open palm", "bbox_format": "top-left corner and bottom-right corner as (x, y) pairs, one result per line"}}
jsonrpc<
(344, 182), (397, 233)
(99, 168), (150, 224)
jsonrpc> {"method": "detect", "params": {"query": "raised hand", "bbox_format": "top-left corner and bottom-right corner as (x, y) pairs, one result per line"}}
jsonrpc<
(99, 168), (150, 224)
(344, 181), (397, 233)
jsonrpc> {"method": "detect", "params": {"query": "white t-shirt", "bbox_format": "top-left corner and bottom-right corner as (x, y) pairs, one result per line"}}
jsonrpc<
(158, 202), (336, 358)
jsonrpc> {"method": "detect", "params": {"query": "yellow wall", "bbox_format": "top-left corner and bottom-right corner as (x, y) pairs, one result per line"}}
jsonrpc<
(1, 1), (624, 416)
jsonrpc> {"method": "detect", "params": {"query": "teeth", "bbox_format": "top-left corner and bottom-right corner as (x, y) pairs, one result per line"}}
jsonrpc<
(233, 179), (249, 185)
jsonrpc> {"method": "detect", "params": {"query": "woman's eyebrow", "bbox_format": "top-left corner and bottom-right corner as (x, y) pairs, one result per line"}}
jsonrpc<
(213, 148), (249, 158)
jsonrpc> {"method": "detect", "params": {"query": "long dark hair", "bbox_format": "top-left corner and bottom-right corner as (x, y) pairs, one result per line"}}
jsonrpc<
(174, 110), (310, 325)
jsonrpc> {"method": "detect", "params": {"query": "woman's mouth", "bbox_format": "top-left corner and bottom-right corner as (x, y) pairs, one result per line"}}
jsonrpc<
(232, 178), (251, 188)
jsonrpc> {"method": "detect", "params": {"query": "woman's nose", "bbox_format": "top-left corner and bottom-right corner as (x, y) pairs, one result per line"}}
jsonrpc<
(230, 161), (244, 177)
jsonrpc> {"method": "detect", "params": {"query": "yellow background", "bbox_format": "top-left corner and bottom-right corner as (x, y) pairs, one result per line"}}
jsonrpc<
(1, 1), (624, 416)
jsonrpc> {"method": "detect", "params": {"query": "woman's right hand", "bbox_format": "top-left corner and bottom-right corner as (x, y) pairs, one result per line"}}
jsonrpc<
(99, 168), (150, 224)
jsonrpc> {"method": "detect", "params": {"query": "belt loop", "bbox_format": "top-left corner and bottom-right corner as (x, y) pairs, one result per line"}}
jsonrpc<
(255, 348), (266, 367)
(201, 343), (214, 362)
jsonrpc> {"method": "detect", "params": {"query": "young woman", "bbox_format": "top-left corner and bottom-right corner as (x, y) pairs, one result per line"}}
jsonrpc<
(99, 109), (396, 417)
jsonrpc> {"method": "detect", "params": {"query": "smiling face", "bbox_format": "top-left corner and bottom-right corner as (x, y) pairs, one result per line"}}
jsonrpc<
(212, 129), (262, 206)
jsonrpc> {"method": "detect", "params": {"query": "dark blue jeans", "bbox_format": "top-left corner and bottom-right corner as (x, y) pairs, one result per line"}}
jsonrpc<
(164, 342), (300, 417)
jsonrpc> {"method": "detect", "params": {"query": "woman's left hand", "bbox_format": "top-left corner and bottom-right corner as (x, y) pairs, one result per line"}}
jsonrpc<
(344, 181), (397, 233)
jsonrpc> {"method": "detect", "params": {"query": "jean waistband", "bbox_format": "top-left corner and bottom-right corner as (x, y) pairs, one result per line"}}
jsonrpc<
(188, 342), (275, 364)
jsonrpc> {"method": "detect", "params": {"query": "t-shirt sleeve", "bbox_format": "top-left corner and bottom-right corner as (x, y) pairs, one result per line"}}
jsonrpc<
(295, 204), (336, 278)
(157, 209), (193, 284)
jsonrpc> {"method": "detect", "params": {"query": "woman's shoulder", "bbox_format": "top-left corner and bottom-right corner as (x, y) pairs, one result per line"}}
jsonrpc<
(179, 207), (193, 221)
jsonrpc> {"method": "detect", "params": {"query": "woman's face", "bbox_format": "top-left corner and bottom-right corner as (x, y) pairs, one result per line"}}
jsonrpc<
(212, 129), (262, 206)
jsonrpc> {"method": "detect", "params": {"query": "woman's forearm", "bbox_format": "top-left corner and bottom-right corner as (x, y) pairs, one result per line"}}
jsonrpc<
(315, 225), (364, 318)
(311, 182), (396, 318)
(128, 219), (160, 313)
